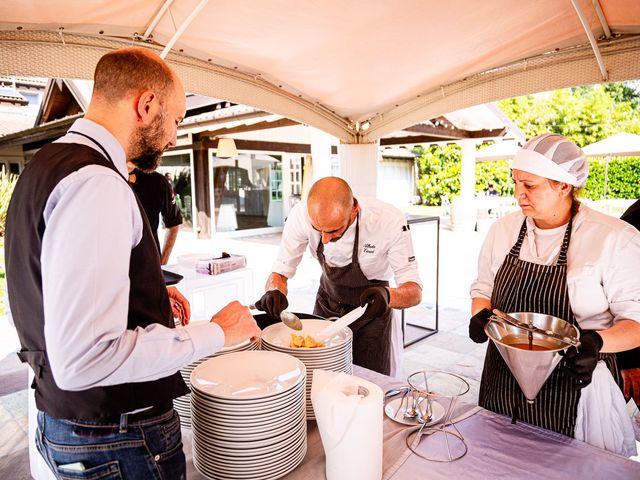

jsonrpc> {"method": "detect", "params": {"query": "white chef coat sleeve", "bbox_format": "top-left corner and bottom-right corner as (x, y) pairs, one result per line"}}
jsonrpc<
(387, 214), (422, 288)
(470, 220), (501, 301)
(41, 170), (223, 391)
(271, 203), (310, 279)
(603, 230), (640, 324)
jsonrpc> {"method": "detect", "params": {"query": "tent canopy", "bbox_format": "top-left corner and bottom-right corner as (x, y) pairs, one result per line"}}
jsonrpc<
(0, 1), (639, 143)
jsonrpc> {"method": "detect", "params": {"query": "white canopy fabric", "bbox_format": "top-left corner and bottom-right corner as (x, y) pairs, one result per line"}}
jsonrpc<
(582, 132), (640, 157)
(0, 0), (639, 143)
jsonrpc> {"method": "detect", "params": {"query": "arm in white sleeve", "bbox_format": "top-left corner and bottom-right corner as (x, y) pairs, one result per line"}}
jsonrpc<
(603, 230), (640, 324)
(42, 170), (223, 391)
(387, 215), (422, 288)
(270, 204), (310, 278)
(470, 221), (500, 301)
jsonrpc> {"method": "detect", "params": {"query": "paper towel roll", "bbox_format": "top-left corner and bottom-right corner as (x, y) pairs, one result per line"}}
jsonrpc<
(311, 369), (383, 480)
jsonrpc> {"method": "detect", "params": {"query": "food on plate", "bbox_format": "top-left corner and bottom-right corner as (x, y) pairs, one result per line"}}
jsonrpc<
(290, 333), (324, 348)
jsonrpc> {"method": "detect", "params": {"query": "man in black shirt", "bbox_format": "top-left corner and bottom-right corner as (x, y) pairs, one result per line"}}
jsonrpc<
(129, 167), (182, 264)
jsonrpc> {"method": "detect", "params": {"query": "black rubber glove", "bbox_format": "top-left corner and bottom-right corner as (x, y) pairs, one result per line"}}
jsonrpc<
(359, 286), (390, 319)
(254, 290), (288, 320)
(562, 330), (603, 388)
(469, 308), (492, 343)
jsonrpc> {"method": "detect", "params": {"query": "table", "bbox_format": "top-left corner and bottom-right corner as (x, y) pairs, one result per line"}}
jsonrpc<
(184, 366), (639, 480)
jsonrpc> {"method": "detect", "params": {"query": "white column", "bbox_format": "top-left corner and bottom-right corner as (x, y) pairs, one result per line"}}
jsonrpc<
(310, 127), (334, 181)
(338, 142), (379, 197)
(451, 140), (478, 231)
(460, 140), (476, 199)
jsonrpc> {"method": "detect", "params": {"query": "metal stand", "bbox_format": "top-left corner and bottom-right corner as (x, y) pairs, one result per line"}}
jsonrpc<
(405, 370), (470, 462)
(402, 215), (439, 347)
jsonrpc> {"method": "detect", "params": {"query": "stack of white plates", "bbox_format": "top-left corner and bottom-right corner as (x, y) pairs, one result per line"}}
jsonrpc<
(260, 319), (353, 419)
(190, 351), (307, 480)
(173, 330), (258, 428)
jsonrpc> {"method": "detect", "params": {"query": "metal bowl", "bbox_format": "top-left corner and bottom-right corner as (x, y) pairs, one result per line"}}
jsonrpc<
(484, 311), (580, 402)
(485, 311), (580, 353)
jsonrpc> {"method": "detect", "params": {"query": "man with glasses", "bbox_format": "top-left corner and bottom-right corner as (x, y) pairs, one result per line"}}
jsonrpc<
(255, 176), (422, 376)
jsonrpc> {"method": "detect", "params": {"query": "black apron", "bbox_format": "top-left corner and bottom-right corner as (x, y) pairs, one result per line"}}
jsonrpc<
(479, 215), (619, 437)
(313, 214), (394, 375)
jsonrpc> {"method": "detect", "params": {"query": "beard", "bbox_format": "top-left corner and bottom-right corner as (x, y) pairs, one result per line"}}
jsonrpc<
(128, 109), (167, 173)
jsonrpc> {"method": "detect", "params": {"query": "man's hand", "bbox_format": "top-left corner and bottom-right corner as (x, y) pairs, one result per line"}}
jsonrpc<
(469, 308), (492, 343)
(254, 290), (288, 319)
(562, 330), (603, 388)
(168, 286), (190, 326)
(359, 286), (390, 319)
(211, 301), (261, 347)
(622, 368), (640, 407)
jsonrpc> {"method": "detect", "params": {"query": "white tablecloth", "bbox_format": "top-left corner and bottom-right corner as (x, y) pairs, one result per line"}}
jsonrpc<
(184, 366), (640, 480)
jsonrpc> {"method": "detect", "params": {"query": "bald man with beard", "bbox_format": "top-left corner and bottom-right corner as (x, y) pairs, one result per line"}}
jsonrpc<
(255, 177), (422, 376)
(5, 47), (259, 478)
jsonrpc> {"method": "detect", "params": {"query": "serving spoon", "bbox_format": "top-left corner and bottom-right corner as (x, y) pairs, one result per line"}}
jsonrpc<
(249, 304), (303, 330)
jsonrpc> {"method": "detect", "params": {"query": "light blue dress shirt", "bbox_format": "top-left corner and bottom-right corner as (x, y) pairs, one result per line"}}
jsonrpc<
(38, 118), (223, 391)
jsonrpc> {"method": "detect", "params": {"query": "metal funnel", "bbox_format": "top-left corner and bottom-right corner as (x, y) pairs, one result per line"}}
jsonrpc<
(484, 312), (580, 402)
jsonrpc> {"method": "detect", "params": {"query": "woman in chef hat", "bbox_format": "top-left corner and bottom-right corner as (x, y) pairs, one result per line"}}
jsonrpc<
(469, 133), (640, 456)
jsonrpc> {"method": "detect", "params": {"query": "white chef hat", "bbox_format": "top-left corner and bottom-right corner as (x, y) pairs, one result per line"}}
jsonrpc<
(511, 133), (588, 188)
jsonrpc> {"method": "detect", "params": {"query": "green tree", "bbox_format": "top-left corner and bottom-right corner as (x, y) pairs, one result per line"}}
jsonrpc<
(413, 82), (640, 205)
(498, 83), (640, 147)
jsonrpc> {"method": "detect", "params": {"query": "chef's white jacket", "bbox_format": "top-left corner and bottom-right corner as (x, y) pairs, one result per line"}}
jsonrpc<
(470, 205), (640, 330)
(272, 197), (422, 288)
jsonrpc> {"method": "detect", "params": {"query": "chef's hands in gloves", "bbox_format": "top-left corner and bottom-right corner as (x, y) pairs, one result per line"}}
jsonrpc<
(562, 330), (603, 388)
(469, 308), (492, 343)
(359, 286), (390, 319)
(254, 289), (288, 319)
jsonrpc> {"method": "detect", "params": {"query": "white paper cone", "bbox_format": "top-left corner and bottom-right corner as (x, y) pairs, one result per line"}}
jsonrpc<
(311, 369), (383, 480)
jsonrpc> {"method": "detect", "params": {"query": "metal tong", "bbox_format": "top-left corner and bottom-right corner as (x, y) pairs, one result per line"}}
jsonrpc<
(491, 309), (579, 348)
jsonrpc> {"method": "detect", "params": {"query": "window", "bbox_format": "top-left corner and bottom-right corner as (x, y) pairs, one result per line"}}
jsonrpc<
(211, 152), (284, 231)
(157, 152), (193, 232)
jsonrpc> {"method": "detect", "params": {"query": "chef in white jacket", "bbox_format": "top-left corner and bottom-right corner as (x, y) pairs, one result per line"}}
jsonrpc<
(469, 133), (640, 456)
(255, 177), (422, 377)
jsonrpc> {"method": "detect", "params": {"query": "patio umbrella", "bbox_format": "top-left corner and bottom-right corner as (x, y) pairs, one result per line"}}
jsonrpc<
(475, 140), (520, 162)
(582, 132), (640, 199)
(582, 132), (640, 157)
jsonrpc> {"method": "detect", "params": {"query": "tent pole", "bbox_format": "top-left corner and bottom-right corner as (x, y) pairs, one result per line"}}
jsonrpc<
(591, 0), (612, 39)
(570, 0), (608, 81)
(603, 156), (609, 201)
(160, 0), (209, 59)
(142, 0), (175, 40)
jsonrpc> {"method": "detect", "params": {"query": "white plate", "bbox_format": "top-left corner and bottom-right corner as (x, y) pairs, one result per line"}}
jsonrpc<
(193, 420), (306, 456)
(193, 442), (306, 480)
(190, 351), (306, 399)
(193, 419), (305, 451)
(190, 379), (305, 410)
(191, 395), (305, 426)
(384, 396), (445, 427)
(196, 440), (306, 474)
(261, 319), (352, 349)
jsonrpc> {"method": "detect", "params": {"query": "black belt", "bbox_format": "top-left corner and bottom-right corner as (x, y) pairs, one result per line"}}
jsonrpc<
(95, 401), (174, 426)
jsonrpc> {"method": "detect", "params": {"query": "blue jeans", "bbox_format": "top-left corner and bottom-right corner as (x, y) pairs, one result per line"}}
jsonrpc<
(36, 409), (186, 480)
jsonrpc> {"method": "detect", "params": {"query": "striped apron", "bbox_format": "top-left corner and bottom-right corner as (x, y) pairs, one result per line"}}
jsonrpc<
(479, 216), (619, 437)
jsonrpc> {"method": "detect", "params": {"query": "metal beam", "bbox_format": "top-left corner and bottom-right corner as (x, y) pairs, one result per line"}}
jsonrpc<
(592, 0), (612, 39)
(142, 0), (174, 40)
(160, 0), (209, 59)
(570, 0), (608, 81)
